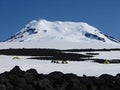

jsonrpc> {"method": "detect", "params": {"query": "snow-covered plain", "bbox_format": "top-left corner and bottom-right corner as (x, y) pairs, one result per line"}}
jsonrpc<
(0, 41), (120, 76)
(0, 41), (120, 49)
(0, 55), (120, 77)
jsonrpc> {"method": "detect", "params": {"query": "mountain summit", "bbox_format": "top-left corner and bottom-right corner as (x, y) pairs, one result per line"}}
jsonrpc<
(7, 19), (119, 43)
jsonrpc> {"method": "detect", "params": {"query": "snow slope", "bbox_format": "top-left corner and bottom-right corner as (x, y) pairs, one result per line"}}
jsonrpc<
(7, 19), (119, 44)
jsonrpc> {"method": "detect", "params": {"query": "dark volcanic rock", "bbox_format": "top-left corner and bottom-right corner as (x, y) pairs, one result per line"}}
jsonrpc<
(48, 71), (68, 90)
(0, 84), (6, 90)
(0, 66), (120, 90)
(9, 66), (25, 76)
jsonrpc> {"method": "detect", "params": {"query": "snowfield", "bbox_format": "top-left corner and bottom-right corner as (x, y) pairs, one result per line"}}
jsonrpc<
(0, 41), (120, 76)
(93, 51), (120, 59)
(0, 41), (120, 49)
(0, 50), (120, 77)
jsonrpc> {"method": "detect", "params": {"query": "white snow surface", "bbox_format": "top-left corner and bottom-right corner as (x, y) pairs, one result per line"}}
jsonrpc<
(0, 41), (120, 49)
(7, 19), (118, 44)
(0, 41), (120, 76)
(0, 55), (120, 76)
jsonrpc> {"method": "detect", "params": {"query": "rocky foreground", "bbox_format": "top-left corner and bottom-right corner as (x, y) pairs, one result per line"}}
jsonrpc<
(0, 66), (120, 90)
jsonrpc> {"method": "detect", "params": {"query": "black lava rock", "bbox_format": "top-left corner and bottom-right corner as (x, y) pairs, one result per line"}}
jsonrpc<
(0, 66), (120, 90)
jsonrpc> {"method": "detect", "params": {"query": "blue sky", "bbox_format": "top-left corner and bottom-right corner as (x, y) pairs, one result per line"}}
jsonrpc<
(0, 0), (120, 41)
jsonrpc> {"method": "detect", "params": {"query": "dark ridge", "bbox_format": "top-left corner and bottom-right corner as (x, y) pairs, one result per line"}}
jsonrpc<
(85, 32), (105, 42)
(104, 34), (120, 43)
(0, 48), (92, 60)
(62, 48), (120, 52)
(92, 59), (120, 64)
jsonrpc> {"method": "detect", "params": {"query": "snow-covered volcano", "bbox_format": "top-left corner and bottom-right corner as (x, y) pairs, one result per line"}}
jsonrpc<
(7, 19), (119, 43)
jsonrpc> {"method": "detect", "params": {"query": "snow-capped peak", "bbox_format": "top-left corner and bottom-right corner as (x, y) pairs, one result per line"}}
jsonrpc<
(7, 19), (119, 43)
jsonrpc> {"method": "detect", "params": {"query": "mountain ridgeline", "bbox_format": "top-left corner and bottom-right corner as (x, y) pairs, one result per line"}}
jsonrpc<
(7, 19), (119, 43)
